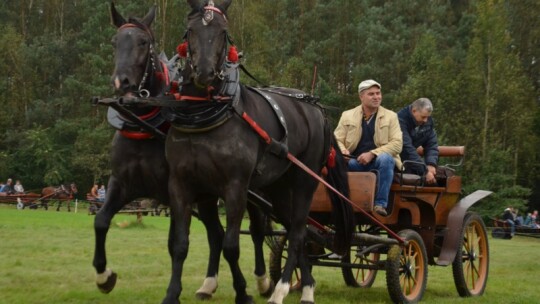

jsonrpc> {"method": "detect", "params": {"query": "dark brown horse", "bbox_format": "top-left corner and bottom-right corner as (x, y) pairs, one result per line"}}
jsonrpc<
(92, 3), (273, 300)
(40, 183), (78, 211)
(162, 1), (353, 304)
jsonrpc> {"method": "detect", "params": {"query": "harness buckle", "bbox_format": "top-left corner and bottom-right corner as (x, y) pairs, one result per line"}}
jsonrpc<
(139, 89), (150, 98)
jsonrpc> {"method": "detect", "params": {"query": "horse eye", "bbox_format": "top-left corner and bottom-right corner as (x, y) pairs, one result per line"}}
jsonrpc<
(139, 40), (148, 47)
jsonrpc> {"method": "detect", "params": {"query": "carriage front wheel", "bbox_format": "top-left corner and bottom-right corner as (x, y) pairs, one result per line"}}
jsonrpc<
(452, 212), (489, 297)
(341, 225), (380, 288)
(386, 229), (428, 304)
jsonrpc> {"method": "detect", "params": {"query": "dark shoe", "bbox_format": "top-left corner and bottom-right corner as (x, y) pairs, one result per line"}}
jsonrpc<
(374, 205), (387, 216)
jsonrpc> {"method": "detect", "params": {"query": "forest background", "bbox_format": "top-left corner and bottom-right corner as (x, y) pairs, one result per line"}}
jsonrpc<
(0, 0), (538, 218)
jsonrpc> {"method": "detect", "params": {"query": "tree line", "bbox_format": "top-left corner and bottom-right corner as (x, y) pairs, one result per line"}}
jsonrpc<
(0, 0), (538, 217)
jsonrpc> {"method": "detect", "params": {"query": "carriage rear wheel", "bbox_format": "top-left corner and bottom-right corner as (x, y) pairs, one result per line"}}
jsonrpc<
(268, 236), (302, 291)
(386, 229), (427, 304)
(341, 225), (380, 288)
(452, 212), (489, 297)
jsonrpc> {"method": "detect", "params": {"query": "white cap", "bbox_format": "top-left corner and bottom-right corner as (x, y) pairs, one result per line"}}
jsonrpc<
(358, 79), (381, 93)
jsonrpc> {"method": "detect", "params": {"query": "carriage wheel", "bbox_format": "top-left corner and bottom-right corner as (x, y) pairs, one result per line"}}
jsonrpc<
(341, 225), (380, 287)
(268, 236), (302, 291)
(452, 212), (489, 297)
(386, 229), (427, 304)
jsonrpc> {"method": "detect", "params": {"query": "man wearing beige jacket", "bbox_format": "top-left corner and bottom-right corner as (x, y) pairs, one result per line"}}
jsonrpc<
(334, 79), (402, 216)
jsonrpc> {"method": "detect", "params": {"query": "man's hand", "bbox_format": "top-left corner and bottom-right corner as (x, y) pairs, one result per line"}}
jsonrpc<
(426, 165), (437, 184)
(357, 152), (375, 165)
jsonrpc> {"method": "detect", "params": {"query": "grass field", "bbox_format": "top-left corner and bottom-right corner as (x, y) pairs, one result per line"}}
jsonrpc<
(0, 205), (538, 304)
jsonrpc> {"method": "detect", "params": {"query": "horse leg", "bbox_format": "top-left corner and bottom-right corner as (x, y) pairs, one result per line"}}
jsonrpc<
(162, 183), (193, 304)
(247, 203), (274, 297)
(56, 200), (61, 211)
(194, 197), (224, 300)
(93, 177), (125, 293)
(222, 188), (253, 304)
(67, 200), (71, 212)
(268, 183), (317, 304)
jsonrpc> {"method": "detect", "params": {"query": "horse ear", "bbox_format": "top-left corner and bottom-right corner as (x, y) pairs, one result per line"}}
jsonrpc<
(187, 0), (200, 10)
(110, 2), (126, 28)
(220, 0), (232, 11)
(142, 5), (157, 27)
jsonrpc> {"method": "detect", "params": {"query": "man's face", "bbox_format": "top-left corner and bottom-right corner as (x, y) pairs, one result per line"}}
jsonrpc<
(411, 108), (431, 125)
(359, 86), (382, 110)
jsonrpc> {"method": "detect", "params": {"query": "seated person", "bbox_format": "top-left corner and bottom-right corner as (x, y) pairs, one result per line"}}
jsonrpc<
(88, 183), (99, 200)
(502, 207), (516, 236)
(334, 79), (402, 216)
(1, 178), (14, 194)
(97, 185), (106, 202)
(397, 98), (438, 184)
(14, 180), (25, 194)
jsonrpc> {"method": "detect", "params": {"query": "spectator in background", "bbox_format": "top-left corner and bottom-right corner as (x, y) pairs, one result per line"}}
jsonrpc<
(503, 207), (516, 237)
(14, 180), (25, 194)
(89, 183), (99, 200)
(1, 178), (13, 194)
(97, 185), (106, 202)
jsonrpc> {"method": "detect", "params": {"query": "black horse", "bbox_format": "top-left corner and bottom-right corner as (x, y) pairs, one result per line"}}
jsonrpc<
(92, 3), (273, 300)
(163, 1), (354, 304)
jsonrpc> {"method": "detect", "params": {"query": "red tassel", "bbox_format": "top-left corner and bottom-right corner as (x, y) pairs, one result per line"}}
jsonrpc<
(227, 45), (238, 63)
(177, 42), (188, 57)
(327, 147), (336, 168)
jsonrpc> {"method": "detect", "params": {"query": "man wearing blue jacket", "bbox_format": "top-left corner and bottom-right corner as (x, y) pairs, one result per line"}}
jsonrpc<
(397, 98), (438, 184)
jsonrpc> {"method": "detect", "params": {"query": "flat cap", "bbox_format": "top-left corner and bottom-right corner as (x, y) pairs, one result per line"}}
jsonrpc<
(358, 79), (381, 93)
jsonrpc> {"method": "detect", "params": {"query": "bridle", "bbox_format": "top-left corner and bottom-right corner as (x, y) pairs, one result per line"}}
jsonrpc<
(116, 22), (168, 98)
(179, 2), (236, 91)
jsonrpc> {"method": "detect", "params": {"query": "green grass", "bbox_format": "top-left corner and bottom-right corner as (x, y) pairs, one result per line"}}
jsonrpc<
(0, 205), (537, 304)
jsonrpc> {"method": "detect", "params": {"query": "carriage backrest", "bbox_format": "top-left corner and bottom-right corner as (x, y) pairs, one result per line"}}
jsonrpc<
(310, 172), (376, 213)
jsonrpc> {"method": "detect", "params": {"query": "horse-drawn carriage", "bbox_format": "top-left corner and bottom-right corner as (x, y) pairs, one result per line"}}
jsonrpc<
(260, 146), (491, 303)
(0, 183), (78, 211)
(92, 2), (492, 303)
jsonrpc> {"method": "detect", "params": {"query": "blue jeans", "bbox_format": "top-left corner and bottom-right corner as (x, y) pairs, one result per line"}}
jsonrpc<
(347, 153), (395, 208)
(506, 219), (515, 235)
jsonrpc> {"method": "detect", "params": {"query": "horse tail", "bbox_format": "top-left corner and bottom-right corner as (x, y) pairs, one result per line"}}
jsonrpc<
(324, 134), (355, 255)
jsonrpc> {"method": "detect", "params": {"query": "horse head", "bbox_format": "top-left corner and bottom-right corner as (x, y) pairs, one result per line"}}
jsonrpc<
(184, 0), (233, 88)
(110, 3), (160, 98)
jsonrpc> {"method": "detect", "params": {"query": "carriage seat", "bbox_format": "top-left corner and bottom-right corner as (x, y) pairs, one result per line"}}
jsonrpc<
(310, 171), (376, 213)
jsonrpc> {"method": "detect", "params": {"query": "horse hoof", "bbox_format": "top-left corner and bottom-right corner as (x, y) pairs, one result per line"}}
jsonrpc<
(195, 292), (212, 300)
(97, 272), (117, 294)
(300, 301), (314, 304)
(161, 296), (180, 304)
(236, 295), (254, 304)
(260, 280), (275, 298)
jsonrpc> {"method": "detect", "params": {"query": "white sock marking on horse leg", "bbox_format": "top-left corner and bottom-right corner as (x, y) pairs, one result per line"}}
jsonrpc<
(268, 280), (289, 304)
(300, 285), (315, 303)
(196, 276), (218, 295)
(256, 273), (271, 294)
(96, 268), (112, 285)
